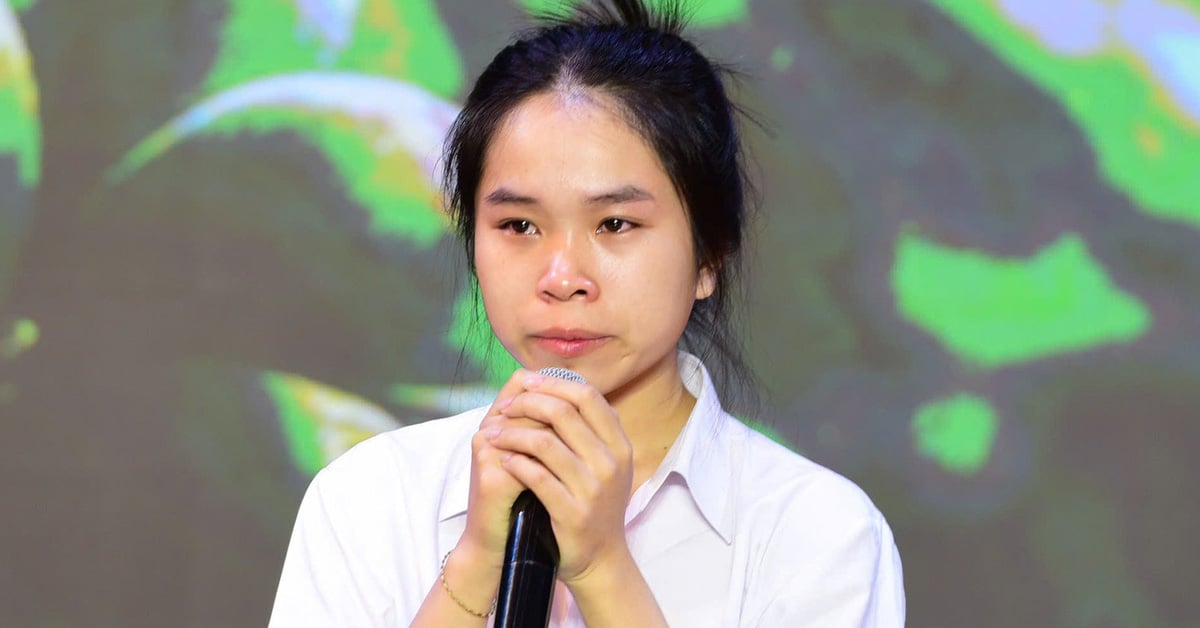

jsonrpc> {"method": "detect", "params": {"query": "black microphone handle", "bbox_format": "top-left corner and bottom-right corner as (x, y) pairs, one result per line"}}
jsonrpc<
(493, 366), (584, 627)
(493, 490), (559, 628)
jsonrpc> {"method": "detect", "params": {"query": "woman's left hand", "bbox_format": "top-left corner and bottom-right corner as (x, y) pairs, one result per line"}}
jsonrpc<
(485, 372), (634, 586)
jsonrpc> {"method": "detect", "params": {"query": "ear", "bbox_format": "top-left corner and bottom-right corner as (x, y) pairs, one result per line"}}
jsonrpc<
(695, 264), (717, 300)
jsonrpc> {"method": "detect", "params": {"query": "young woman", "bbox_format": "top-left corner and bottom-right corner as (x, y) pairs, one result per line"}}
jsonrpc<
(269, 1), (904, 626)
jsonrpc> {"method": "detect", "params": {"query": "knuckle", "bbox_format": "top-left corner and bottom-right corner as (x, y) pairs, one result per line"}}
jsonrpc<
(507, 369), (529, 387)
(538, 401), (562, 423)
(576, 388), (602, 410)
(580, 477), (601, 501)
(595, 456), (617, 480)
(568, 500), (589, 525)
(532, 463), (552, 482)
(479, 467), (502, 489)
(522, 460), (549, 485)
(532, 431), (556, 454)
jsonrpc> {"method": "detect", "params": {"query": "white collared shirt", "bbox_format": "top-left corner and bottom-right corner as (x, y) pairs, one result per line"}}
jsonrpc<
(269, 354), (905, 627)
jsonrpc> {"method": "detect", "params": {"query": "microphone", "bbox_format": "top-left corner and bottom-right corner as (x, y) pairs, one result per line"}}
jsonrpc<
(493, 367), (586, 628)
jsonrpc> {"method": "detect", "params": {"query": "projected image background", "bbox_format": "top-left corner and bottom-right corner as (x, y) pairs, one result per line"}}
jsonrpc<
(2, 0), (1198, 626)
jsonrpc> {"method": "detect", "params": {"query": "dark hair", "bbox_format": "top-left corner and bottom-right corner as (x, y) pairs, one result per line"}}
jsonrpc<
(442, 0), (758, 412)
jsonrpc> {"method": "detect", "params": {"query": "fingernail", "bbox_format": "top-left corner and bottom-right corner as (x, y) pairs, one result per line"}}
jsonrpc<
(523, 375), (544, 388)
(501, 452), (513, 462)
(486, 428), (501, 440)
(498, 397), (513, 409)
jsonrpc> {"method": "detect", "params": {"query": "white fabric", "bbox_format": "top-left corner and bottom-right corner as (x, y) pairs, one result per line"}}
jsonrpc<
(269, 353), (905, 627)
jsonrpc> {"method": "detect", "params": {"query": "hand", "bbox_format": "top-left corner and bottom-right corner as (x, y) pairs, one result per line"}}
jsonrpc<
(486, 373), (635, 585)
(458, 369), (546, 566)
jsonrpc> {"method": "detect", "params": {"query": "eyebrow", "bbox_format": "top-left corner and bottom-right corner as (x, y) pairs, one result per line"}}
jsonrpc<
(481, 185), (654, 207)
(586, 185), (654, 205)
(482, 188), (536, 205)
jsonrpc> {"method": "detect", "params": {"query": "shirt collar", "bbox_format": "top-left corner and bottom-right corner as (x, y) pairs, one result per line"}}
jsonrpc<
(438, 352), (736, 544)
(648, 351), (735, 543)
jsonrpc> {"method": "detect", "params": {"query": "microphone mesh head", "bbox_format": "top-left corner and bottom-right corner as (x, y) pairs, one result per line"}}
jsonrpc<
(536, 367), (587, 385)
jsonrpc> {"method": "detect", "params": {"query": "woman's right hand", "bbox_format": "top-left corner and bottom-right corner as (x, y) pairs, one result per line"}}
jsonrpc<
(456, 368), (543, 565)
(417, 371), (541, 625)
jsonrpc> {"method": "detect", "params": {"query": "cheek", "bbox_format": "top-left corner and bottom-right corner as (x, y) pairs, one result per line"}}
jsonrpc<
(473, 243), (510, 321)
(473, 234), (506, 286)
(616, 258), (699, 323)
(475, 271), (510, 318)
(651, 241), (704, 299)
(476, 279), (521, 356)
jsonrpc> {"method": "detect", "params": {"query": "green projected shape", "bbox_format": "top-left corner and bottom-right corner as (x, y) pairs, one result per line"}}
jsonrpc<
(521, 0), (749, 27)
(0, 0), (40, 186)
(925, 0), (1200, 229)
(109, 73), (458, 247)
(263, 372), (324, 476)
(207, 0), (463, 98)
(0, 317), (38, 359)
(201, 106), (448, 245)
(9, 0), (35, 12)
(912, 392), (998, 475)
(893, 230), (1151, 368)
(746, 419), (795, 451)
(769, 45), (795, 73)
(390, 381), (498, 415)
(262, 371), (400, 475)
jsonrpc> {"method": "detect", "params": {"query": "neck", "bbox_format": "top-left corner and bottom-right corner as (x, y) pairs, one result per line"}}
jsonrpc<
(607, 353), (697, 489)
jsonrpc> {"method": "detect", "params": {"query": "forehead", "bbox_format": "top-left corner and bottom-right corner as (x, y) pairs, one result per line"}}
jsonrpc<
(498, 88), (631, 140)
(480, 90), (670, 186)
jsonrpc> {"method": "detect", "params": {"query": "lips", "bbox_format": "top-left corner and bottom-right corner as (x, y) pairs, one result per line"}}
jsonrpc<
(531, 328), (611, 358)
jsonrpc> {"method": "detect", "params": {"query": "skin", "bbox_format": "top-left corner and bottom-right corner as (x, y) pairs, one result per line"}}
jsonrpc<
(413, 89), (715, 627)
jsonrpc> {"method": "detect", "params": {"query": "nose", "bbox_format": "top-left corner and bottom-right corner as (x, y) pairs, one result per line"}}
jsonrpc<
(536, 236), (597, 302)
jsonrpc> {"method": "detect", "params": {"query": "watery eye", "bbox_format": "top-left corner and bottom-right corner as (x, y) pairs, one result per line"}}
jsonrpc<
(599, 218), (631, 233)
(504, 219), (536, 234)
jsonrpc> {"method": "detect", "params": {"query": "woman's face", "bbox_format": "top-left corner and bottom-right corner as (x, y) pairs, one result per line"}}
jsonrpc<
(474, 91), (714, 397)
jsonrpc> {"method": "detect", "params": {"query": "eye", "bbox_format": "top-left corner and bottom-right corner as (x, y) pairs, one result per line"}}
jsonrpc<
(598, 218), (636, 233)
(501, 219), (538, 235)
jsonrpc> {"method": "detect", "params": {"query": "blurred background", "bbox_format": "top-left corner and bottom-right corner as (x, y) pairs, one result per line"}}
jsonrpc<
(2, 0), (1198, 626)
